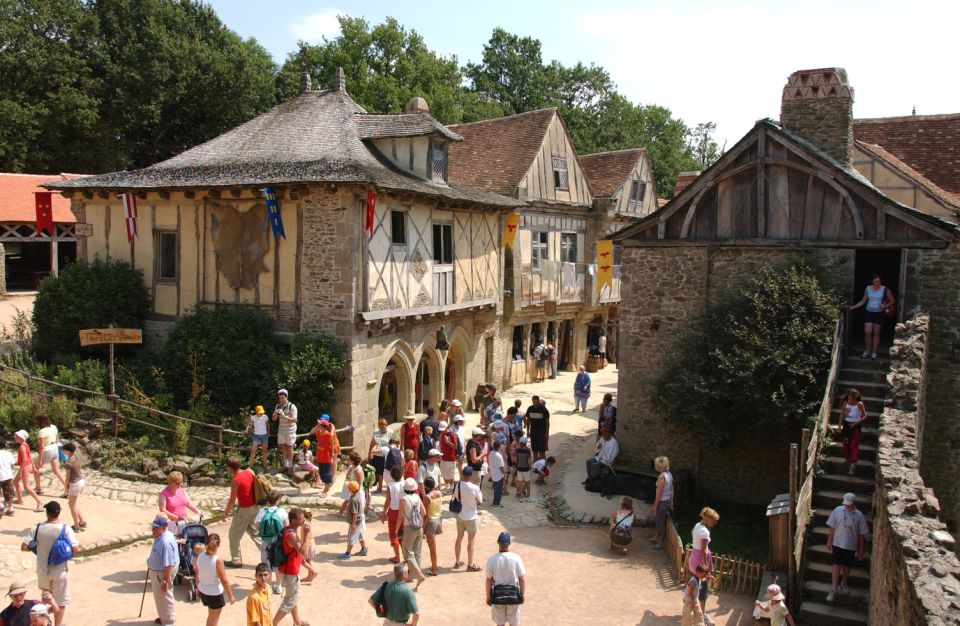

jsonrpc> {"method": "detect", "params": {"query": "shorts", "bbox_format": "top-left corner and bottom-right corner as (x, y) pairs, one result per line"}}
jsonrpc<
(456, 517), (478, 535)
(530, 432), (546, 453)
(425, 518), (442, 538)
(298, 462), (318, 473)
(0, 479), (14, 503)
(536, 359), (546, 369)
(533, 467), (549, 478)
(492, 604), (521, 626)
(440, 460), (457, 480)
(371, 455), (385, 475)
(199, 591), (226, 609)
(67, 479), (85, 497)
(41, 447), (59, 465)
(319, 463), (334, 485)
(251, 433), (269, 445)
(279, 573), (300, 612)
(865, 310), (885, 324)
(516, 471), (530, 483)
(699, 578), (710, 602)
(39, 564), (70, 605)
(832, 546), (856, 566)
(277, 429), (297, 446)
(348, 520), (366, 546)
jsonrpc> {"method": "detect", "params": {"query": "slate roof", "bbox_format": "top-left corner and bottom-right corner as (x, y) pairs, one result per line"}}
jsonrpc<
(578, 149), (646, 198)
(447, 109), (558, 197)
(45, 89), (519, 208)
(856, 141), (960, 212)
(0, 173), (79, 223)
(853, 113), (960, 195)
(355, 114), (461, 141)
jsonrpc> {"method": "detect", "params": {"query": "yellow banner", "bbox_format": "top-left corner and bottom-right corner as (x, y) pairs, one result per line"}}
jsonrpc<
(596, 240), (613, 293)
(501, 213), (520, 249)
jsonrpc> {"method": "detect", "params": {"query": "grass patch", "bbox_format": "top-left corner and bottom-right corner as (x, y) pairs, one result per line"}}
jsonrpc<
(673, 498), (769, 563)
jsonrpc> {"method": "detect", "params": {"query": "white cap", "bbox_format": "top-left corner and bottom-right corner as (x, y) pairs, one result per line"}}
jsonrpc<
(14, 430), (28, 441)
(439, 421), (448, 430)
(29, 604), (49, 616)
(472, 427), (485, 436)
(427, 448), (441, 457)
(451, 399), (462, 407)
(403, 477), (418, 492)
(842, 492), (856, 505)
(277, 388), (288, 396)
(454, 415), (465, 422)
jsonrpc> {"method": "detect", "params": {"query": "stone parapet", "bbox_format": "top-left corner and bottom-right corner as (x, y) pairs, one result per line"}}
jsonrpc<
(870, 313), (960, 625)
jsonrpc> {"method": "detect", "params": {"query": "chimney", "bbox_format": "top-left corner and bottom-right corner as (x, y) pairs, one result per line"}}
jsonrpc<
(780, 68), (854, 166)
(674, 171), (700, 197)
(337, 66), (346, 92)
(404, 96), (430, 114)
(298, 71), (311, 94)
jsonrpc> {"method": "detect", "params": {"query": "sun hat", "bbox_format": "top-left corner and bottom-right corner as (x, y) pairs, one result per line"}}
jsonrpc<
(454, 414), (465, 422)
(14, 430), (28, 441)
(427, 448), (441, 457)
(301, 439), (311, 448)
(6, 582), (26, 596)
(277, 389), (288, 396)
(842, 492), (856, 505)
(151, 516), (169, 528)
(403, 413), (416, 420)
(461, 466), (474, 476)
(766, 583), (785, 601)
(28, 604), (49, 616)
(497, 531), (511, 545)
(439, 421), (448, 430)
(472, 427), (485, 436)
(346, 481), (361, 494)
(403, 477), (418, 492)
(451, 399), (462, 407)
(254, 405), (265, 415)
(519, 436), (529, 444)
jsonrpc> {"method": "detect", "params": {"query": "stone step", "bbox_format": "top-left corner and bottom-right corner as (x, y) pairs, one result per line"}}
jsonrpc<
(820, 456), (876, 479)
(823, 441), (876, 462)
(817, 473), (875, 494)
(806, 543), (871, 566)
(804, 561), (870, 586)
(799, 601), (869, 626)
(813, 489), (874, 513)
(803, 580), (869, 603)
(828, 412), (881, 434)
(843, 354), (891, 368)
(835, 378), (887, 395)
(836, 367), (889, 384)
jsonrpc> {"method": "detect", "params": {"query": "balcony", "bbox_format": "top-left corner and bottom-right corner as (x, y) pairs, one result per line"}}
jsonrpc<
(517, 261), (585, 307)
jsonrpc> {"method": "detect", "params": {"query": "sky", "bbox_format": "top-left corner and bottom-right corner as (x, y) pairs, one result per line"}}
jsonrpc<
(206, 0), (959, 149)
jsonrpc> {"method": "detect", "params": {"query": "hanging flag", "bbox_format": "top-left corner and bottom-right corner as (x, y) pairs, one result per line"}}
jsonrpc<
(501, 213), (520, 249)
(366, 190), (376, 237)
(34, 192), (54, 236)
(119, 192), (139, 241)
(262, 187), (285, 239)
(596, 239), (613, 294)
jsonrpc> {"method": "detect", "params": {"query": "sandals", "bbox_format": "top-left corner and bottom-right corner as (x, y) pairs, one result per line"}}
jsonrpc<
(467, 564), (482, 572)
(33, 506), (43, 513)
(453, 561), (465, 569)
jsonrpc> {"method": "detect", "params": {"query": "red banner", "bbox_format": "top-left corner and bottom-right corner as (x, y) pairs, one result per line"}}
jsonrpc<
(35, 192), (53, 236)
(366, 191), (376, 237)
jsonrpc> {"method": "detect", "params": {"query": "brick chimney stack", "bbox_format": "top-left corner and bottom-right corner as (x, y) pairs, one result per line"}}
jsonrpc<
(780, 68), (854, 166)
(674, 171), (700, 197)
(404, 96), (430, 114)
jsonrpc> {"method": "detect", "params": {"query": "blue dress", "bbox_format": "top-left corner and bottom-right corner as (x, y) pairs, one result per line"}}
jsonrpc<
(574, 372), (592, 399)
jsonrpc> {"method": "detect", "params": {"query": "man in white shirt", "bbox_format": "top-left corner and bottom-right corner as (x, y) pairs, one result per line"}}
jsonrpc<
(21, 501), (78, 626)
(452, 413), (467, 474)
(272, 389), (298, 473)
(825, 492), (869, 602)
(585, 427), (619, 483)
(486, 531), (526, 626)
(0, 438), (16, 515)
(453, 466), (483, 572)
(418, 449), (441, 493)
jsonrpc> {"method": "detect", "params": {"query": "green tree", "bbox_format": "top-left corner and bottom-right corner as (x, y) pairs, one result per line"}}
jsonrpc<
(275, 16), (464, 123)
(688, 121), (722, 170)
(652, 263), (840, 445)
(31, 258), (150, 360)
(276, 333), (348, 430)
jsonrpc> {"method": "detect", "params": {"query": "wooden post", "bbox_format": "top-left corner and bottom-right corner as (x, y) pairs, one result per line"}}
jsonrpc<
(108, 342), (116, 396)
(50, 228), (59, 277)
(788, 443), (798, 613)
(800, 427), (811, 482)
(217, 428), (223, 459)
(111, 394), (120, 439)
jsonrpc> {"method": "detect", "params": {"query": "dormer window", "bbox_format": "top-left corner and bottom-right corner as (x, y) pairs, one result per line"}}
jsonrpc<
(552, 156), (569, 190)
(430, 140), (447, 183)
(629, 180), (646, 208)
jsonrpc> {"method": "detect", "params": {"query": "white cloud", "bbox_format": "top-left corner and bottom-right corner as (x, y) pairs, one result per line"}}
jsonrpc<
(290, 8), (343, 43)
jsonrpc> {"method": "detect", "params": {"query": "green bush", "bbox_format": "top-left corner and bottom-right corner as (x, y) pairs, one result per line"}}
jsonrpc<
(53, 359), (108, 396)
(32, 258), (150, 360)
(46, 395), (77, 430)
(277, 332), (348, 429)
(652, 262), (839, 445)
(162, 306), (283, 411)
(0, 392), (37, 432)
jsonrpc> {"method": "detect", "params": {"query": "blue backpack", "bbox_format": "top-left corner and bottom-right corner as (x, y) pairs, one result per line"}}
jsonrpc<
(48, 525), (73, 566)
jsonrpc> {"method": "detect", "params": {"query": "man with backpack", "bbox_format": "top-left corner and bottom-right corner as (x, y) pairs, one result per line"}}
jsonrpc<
(20, 501), (77, 626)
(486, 532), (525, 626)
(399, 478), (427, 591)
(270, 508), (309, 626)
(368, 563), (419, 626)
(224, 457), (262, 568)
(254, 491), (287, 594)
(145, 516), (178, 626)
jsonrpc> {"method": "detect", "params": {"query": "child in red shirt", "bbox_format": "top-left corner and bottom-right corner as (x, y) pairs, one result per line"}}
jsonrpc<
(13, 430), (42, 510)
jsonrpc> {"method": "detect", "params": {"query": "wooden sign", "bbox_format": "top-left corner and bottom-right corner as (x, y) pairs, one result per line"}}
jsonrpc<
(74, 223), (93, 237)
(543, 300), (558, 316)
(79, 328), (143, 347)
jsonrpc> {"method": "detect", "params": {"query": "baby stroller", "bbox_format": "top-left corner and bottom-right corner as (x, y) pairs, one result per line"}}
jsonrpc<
(174, 518), (208, 602)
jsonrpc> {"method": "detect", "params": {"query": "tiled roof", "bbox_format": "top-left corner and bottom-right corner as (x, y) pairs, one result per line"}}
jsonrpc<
(447, 109), (557, 197)
(578, 148), (646, 198)
(46, 89), (520, 208)
(355, 113), (461, 141)
(856, 141), (960, 212)
(853, 113), (960, 195)
(0, 173), (79, 223)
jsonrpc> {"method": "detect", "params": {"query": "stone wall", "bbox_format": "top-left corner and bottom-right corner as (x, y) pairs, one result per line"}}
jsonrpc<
(905, 241), (960, 532)
(617, 244), (854, 504)
(870, 313), (960, 625)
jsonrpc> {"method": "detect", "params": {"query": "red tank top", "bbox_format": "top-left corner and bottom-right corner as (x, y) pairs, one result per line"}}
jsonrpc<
(278, 528), (302, 575)
(401, 423), (419, 453)
(234, 469), (255, 508)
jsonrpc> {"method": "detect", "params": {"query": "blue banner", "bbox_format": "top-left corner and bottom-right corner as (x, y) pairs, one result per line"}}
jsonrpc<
(262, 187), (285, 239)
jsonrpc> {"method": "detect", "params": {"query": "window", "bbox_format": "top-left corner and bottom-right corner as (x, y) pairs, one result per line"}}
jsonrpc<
(155, 231), (178, 281)
(560, 232), (577, 263)
(531, 231), (548, 271)
(432, 223), (453, 264)
(613, 244), (623, 266)
(430, 141), (447, 183)
(552, 156), (569, 190)
(629, 180), (646, 205)
(390, 210), (406, 245)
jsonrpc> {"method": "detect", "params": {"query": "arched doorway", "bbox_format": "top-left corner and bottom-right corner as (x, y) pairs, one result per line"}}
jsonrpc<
(444, 353), (456, 402)
(379, 353), (412, 423)
(415, 351), (441, 413)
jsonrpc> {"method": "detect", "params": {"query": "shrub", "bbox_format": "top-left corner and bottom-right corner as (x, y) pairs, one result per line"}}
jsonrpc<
(652, 262), (839, 445)
(162, 306), (282, 411)
(0, 392), (37, 432)
(277, 332), (348, 430)
(46, 395), (77, 430)
(54, 359), (108, 396)
(32, 258), (150, 360)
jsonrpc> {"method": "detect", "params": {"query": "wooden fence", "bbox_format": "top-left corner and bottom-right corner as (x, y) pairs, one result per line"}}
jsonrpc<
(663, 515), (766, 596)
(0, 363), (246, 457)
(788, 313), (847, 612)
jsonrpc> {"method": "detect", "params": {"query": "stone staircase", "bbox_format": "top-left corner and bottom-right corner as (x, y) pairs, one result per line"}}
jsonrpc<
(799, 352), (889, 626)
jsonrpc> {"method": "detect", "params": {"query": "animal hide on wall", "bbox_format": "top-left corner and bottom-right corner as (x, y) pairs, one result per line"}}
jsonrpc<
(208, 201), (270, 290)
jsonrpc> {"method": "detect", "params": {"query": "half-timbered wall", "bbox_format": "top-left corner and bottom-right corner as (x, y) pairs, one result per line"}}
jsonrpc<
(365, 195), (500, 313)
(371, 137), (439, 181)
(853, 145), (958, 220)
(517, 116), (592, 205)
(608, 156), (657, 218)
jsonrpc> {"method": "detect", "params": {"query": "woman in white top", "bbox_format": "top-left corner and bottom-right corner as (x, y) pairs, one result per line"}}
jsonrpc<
(848, 274), (895, 359)
(194, 533), (235, 626)
(35, 414), (66, 494)
(243, 405), (270, 468)
(368, 419), (394, 493)
(651, 456), (674, 548)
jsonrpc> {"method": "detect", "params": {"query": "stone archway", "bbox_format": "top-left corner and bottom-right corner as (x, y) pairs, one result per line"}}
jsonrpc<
(377, 342), (415, 424)
(415, 347), (442, 413)
(444, 326), (471, 405)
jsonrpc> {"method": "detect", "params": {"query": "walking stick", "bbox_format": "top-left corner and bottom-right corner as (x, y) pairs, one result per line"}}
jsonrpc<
(137, 569), (149, 618)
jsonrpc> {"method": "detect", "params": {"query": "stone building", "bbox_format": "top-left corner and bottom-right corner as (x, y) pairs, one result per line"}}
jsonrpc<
(447, 109), (626, 385)
(613, 68), (960, 515)
(46, 74), (520, 447)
